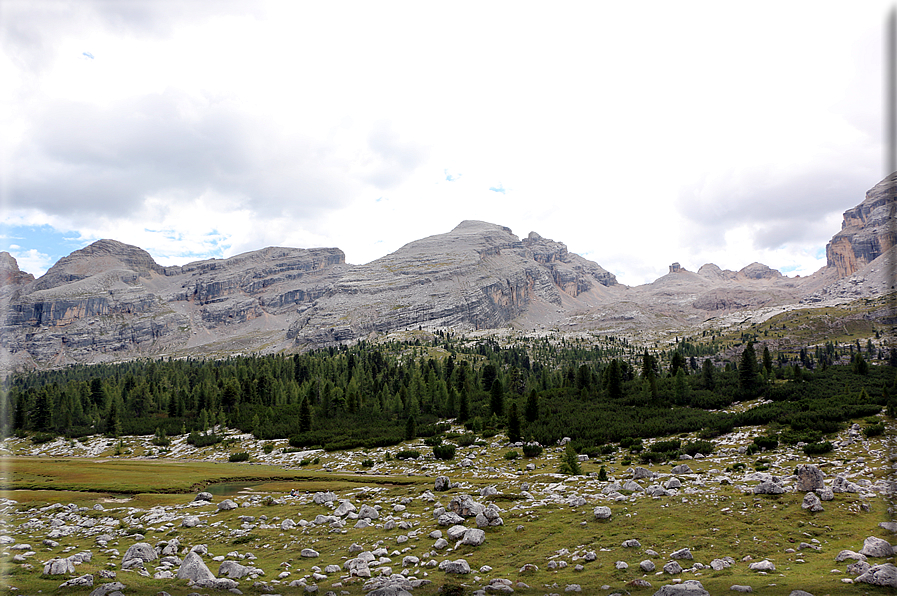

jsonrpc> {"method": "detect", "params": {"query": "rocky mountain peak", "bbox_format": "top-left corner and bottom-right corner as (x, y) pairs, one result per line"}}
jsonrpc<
(825, 171), (896, 278)
(33, 239), (164, 292)
(737, 262), (781, 280)
(0, 252), (35, 287)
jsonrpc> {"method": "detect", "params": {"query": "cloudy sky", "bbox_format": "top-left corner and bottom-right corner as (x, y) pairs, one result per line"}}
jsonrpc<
(1, 1), (891, 285)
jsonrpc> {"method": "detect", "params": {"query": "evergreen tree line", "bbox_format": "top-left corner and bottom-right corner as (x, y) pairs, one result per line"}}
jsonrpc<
(2, 339), (892, 452)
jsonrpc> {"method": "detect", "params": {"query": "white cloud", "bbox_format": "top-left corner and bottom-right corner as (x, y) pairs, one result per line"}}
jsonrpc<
(0, 1), (891, 285)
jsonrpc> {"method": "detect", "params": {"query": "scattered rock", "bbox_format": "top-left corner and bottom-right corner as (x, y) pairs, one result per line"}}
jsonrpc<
(593, 506), (612, 520)
(860, 536), (894, 558)
(801, 492), (824, 512)
(194, 491), (213, 502)
(217, 499), (238, 511)
(176, 551), (215, 582)
(855, 563), (897, 588)
(652, 580), (710, 595)
(435, 476), (452, 491)
(795, 464), (825, 492)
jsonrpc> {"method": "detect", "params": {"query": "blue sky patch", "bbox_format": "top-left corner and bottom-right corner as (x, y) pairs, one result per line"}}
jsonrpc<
(488, 184), (506, 194)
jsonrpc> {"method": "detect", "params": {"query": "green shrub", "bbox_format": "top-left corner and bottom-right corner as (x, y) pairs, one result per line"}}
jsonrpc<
(504, 450), (519, 460)
(779, 429), (823, 445)
(522, 444), (543, 457)
(262, 443), (274, 453)
(312, 457), (320, 464)
(424, 436), (443, 447)
(395, 450), (420, 460)
(31, 432), (57, 444)
(640, 450), (678, 464)
(863, 424), (885, 438)
(802, 441), (834, 455)
(600, 444), (616, 455)
(651, 439), (681, 452)
(187, 431), (222, 447)
(456, 434), (476, 447)
(361, 459), (375, 468)
(681, 440), (714, 456)
(232, 534), (259, 544)
(433, 445), (456, 460)
(299, 459), (311, 466)
(229, 452), (249, 462)
(752, 435), (778, 451)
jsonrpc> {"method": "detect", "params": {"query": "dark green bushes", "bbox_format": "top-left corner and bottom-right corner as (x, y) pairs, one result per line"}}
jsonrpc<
(433, 445), (456, 460)
(228, 452), (249, 462)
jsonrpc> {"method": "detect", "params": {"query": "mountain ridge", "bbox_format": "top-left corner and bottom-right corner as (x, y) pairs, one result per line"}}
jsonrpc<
(1, 173), (893, 371)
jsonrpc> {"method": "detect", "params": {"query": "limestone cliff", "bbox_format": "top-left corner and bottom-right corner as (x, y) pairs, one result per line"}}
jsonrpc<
(826, 172), (896, 278)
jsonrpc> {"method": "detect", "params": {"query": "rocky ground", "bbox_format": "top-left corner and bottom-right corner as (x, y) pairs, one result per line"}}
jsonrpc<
(1, 416), (895, 596)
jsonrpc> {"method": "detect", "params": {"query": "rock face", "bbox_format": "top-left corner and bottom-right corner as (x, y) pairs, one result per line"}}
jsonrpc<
(286, 222), (617, 346)
(826, 172), (896, 278)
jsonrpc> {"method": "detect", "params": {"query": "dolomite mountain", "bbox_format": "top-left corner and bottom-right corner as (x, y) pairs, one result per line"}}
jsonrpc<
(1, 173), (894, 371)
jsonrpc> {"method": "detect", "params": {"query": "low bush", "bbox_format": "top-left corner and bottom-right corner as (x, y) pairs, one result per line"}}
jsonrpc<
(361, 459), (375, 468)
(31, 432), (57, 444)
(504, 450), (519, 460)
(752, 435), (778, 451)
(228, 452), (249, 462)
(863, 424), (885, 438)
(681, 440), (714, 456)
(433, 445), (456, 460)
(456, 434), (476, 447)
(522, 444), (543, 457)
(395, 450), (420, 460)
(802, 441), (834, 455)
(187, 431), (222, 447)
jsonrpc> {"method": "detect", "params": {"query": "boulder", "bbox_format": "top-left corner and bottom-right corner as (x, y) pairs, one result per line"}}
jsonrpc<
(219, 560), (257, 579)
(435, 476), (451, 491)
(671, 464), (692, 475)
(855, 563), (897, 588)
(89, 582), (127, 596)
(176, 551), (215, 582)
(748, 559), (775, 572)
(460, 528), (486, 546)
(301, 548), (320, 558)
(358, 504), (379, 520)
(670, 547), (693, 560)
(753, 481), (785, 495)
(44, 557), (76, 575)
(438, 512), (465, 526)
(664, 477), (682, 489)
(593, 506), (612, 520)
(729, 586), (752, 593)
(313, 491), (337, 504)
(663, 561), (683, 574)
(217, 499), (238, 511)
(181, 515), (201, 528)
(795, 464), (825, 492)
(652, 579), (710, 594)
(801, 492), (824, 512)
(194, 492), (213, 502)
(123, 542), (156, 563)
(832, 476), (861, 493)
(860, 536), (894, 558)
(834, 550), (867, 563)
(633, 466), (653, 479)
(640, 560), (656, 572)
(59, 574), (94, 588)
(439, 559), (471, 574)
(334, 500), (356, 517)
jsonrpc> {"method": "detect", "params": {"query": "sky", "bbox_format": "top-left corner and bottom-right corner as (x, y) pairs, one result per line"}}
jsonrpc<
(0, 1), (892, 286)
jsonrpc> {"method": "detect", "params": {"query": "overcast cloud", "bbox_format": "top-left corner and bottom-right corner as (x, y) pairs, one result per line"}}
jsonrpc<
(0, 0), (891, 285)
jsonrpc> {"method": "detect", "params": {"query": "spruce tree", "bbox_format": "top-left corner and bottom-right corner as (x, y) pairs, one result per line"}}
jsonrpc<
(738, 342), (758, 396)
(299, 397), (312, 432)
(489, 379), (504, 417)
(507, 401), (521, 443)
(524, 389), (539, 423)
(559, 443), (582, 475)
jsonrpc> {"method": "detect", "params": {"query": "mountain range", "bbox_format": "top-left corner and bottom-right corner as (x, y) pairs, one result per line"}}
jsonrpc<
(2, 172), (894, 372)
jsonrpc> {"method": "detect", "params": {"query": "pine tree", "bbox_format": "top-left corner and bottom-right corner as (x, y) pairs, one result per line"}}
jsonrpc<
(299, 397), (312, 432)
(507, 401), (521, 443)
(606, 359), (623, 399)
(738, 342), (758, 396)
(524, 389), (539, 423)
(458, 388), (469, 423)
(489, 379), (505, 417)
(106, 397), (122, 437)
(701, 359), (715, 390)
(405, 414), (417, 441)
(559, 443), (582, 475)
(762, 345), (773, 374)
